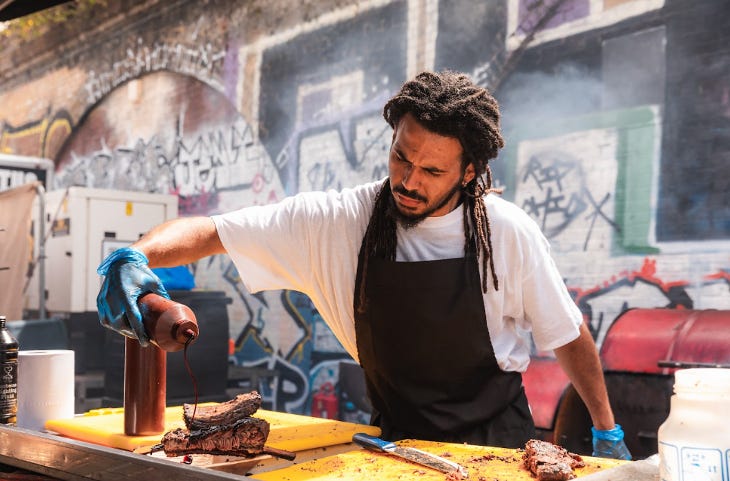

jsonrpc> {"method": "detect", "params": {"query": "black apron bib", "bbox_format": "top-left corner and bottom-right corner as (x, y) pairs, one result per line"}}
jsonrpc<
(354, 238), (535, 447)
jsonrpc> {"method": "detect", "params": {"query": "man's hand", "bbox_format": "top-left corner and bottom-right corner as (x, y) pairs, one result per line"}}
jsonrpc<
(96, 247), (169, 346)
(591, 424), (632, 460)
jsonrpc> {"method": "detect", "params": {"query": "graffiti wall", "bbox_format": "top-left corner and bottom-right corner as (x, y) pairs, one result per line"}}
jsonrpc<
(1, 0), (728, 418)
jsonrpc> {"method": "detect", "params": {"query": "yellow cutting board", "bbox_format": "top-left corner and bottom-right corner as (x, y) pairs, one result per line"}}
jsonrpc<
(255, 439), (627, 481)
(44, 406), (380, 452)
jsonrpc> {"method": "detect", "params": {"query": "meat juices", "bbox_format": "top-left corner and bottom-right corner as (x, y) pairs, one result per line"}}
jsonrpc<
(522, 439), (585, 481)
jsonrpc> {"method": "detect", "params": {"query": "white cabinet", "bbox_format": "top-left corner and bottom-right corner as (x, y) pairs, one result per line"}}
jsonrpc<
(26, 187), (177, 313)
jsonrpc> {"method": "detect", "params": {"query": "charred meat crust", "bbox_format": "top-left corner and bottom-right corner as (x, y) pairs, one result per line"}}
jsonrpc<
(183, 391), (263, 431)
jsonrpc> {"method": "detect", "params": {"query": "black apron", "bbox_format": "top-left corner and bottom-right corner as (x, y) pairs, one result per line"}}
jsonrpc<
(354, 237), (535, 448)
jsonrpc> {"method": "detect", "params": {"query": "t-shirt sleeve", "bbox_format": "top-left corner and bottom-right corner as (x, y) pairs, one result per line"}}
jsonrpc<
(212, 196), (316, 293)
(210, 184), (375, 297)
(520, 220), (583, 351)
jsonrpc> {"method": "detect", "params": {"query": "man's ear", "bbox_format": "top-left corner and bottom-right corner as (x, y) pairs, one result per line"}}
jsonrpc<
(463, 163), (476, 186)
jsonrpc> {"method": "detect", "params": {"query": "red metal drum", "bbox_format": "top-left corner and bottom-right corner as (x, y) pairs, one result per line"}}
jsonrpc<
(527, 309), (730, 458)
(600, 308), (730, 374)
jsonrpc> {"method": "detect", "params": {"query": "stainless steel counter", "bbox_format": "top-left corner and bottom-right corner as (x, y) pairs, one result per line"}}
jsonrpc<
(0, 425), (253, 481)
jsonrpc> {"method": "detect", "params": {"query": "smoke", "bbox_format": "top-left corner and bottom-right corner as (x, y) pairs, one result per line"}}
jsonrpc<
(498, 63), (603, 130)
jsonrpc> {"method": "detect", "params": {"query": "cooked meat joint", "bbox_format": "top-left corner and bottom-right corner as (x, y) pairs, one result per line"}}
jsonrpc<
(523, 439), (585, 481)
(162, 416), (270, 457)
(161, 391), (270, 458)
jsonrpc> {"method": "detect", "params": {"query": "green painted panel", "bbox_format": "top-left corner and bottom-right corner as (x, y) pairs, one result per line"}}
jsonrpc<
(499, 106), (660, 254)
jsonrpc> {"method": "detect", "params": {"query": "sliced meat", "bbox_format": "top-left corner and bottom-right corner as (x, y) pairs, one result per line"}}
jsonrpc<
(183, 391), (262, 430)
(162, 416), (270, 457)
(523, 439), (585, 481)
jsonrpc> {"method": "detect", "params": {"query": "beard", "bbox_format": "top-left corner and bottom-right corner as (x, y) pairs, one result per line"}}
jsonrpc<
(388, 180), (464, 229)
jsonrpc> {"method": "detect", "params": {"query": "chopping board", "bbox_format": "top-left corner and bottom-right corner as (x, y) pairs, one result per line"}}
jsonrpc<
(255, 439), (628, 481)
(44, 406), (381, 452)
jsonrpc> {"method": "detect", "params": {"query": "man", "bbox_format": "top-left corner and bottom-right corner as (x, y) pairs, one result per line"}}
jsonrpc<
(97, 70), (630, 458)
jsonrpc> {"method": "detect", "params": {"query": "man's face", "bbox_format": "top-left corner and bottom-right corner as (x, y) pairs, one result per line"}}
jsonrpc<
(388, 113), (475, 227)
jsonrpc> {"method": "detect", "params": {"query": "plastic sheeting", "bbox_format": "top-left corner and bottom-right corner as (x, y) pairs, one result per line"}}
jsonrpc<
(0, 182), (38, 320)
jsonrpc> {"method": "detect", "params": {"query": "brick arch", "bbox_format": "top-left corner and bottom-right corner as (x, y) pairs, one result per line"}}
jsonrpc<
(54, 70), (283, 216)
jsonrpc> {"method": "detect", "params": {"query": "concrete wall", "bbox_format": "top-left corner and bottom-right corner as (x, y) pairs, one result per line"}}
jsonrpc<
(1, 0), (728, 416)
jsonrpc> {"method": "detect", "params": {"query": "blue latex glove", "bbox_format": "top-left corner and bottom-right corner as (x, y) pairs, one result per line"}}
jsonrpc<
(96, 247), (169, 346)
(592, 424), (632, 460)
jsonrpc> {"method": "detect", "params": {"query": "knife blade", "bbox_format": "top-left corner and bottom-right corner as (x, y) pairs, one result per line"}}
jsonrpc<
(353, 432), (469, 478)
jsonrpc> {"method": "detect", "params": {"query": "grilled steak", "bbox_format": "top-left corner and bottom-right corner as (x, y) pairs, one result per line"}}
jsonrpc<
(162, 416), (270, 457)
(523, 439), (585, 481)
(183, 391), (263, 430)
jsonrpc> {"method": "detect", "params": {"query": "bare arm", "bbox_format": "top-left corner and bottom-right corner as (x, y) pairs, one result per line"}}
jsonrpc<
(553, 322), (616, 430)
(131, 216), (226, 268)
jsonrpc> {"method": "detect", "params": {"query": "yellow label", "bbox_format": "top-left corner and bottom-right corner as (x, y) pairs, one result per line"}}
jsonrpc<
(125, 202), (133, 216)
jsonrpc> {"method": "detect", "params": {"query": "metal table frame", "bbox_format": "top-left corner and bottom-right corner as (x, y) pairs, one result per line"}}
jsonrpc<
(0, 425), (258, 481)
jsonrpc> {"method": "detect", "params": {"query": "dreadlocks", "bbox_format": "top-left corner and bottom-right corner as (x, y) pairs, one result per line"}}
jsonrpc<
(358, 70), (505, 313)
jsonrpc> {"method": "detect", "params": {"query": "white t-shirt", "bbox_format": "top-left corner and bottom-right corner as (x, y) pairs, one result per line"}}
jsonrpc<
(212, 179), (582, 372)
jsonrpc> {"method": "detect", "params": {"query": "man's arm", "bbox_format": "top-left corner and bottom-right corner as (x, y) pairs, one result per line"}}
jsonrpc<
(553, 322), (615, 430)
(132, 216), (226, 268)
(96, 216), (226, 344)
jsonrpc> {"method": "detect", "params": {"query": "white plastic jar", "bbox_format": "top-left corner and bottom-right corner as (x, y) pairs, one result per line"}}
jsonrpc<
(658, 368), (730, 481)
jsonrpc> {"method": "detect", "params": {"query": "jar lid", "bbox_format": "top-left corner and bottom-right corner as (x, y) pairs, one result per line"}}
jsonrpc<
(674, 368), (730, 396)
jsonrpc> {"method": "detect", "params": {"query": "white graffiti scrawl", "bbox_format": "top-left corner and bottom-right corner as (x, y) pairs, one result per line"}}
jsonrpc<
(84, 39), (227, 104)
(56, 117), (280, 214)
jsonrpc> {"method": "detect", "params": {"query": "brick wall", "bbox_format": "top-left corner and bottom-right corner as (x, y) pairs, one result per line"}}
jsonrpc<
(1, 0), (728, 416)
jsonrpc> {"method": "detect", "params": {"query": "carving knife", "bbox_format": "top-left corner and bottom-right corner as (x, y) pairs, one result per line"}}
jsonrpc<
(353, 432), (469, 478)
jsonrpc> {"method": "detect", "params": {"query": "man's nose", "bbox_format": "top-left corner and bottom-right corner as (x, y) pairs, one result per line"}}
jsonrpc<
(401, 165), (420, 190)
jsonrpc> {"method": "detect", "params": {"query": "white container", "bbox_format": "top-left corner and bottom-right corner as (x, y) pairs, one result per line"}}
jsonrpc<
(658, 368), (730, 481)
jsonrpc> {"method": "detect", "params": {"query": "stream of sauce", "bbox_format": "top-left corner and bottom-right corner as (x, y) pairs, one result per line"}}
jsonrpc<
(183, 332), (199, 423)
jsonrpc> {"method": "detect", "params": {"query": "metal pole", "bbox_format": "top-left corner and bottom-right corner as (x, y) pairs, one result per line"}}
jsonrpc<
(35, 183), (46, 320)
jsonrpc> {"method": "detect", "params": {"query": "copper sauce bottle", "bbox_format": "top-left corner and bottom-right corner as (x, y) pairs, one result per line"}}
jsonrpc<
(124, 293), (198, 436)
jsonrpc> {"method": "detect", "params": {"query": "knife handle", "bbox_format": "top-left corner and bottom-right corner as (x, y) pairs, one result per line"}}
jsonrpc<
(353, 433), (396, 452)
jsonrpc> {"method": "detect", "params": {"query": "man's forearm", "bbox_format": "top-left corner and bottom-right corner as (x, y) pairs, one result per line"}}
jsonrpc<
(554, 322), (616, 430)
(132, 216), (226, 268)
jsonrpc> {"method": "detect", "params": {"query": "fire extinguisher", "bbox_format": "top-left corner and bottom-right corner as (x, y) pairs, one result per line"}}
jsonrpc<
(311, 382), (338, 419)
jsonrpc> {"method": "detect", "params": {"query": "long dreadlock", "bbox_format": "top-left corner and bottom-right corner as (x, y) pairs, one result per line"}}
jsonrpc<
(358, 70), (505, 313)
